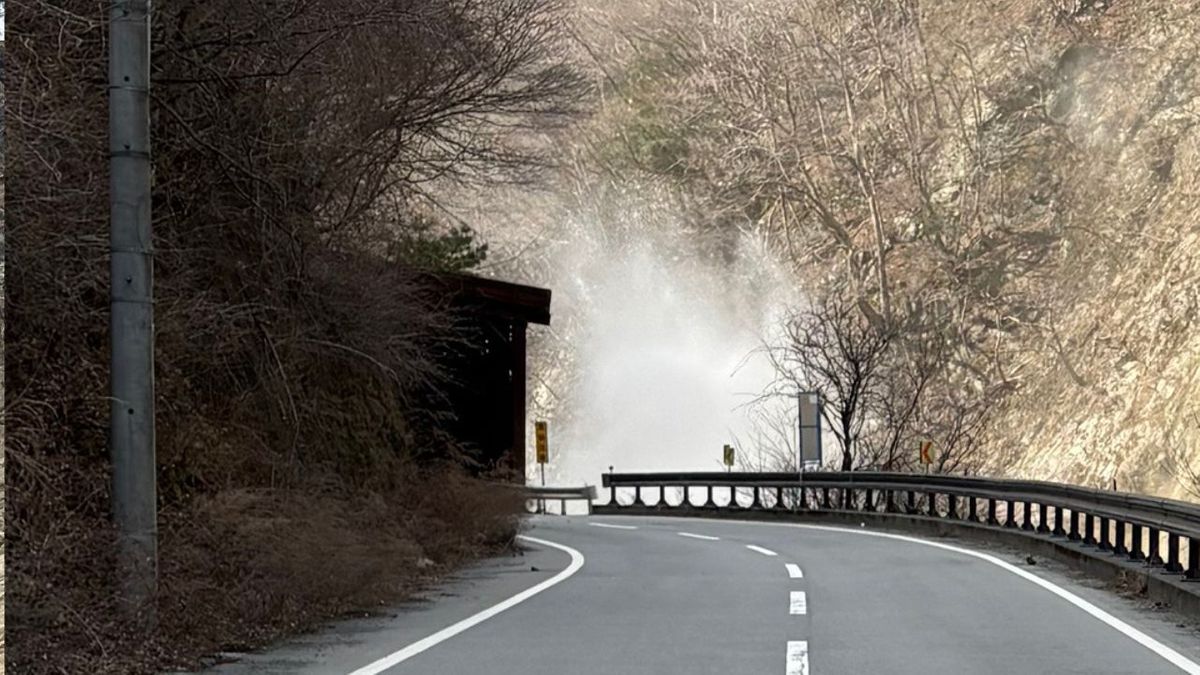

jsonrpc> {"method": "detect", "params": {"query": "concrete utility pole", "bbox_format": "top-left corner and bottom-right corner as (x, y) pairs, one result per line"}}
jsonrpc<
(109, 0), (157, 620)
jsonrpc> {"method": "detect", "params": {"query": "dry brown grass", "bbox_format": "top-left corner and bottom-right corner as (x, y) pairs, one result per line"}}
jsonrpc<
(9, 462), (525, 675)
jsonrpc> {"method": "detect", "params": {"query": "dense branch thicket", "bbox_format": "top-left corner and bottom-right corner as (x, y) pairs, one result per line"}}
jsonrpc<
(5, 1), (581, 672)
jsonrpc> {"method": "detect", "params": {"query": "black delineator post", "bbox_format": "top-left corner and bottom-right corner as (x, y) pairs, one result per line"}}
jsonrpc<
(608, 466), (616, 506)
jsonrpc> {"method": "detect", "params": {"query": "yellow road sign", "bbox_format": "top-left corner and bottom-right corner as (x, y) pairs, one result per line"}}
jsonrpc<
(535, 421), (549, 464)
(723, 444), (735, 467)
(919, 440), (934, 465)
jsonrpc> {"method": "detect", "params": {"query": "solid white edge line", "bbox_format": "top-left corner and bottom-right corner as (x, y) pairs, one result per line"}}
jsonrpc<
(786, 640), (810, 675)
(790, 590), (808, 615)
(785, 563), (804, 579)
(746, 544), (778, 557)
(588, 522), (638, 530)
(731, 519), (1200, 675)
(677, 531), (721, 541)
(344, 534), (584, 675)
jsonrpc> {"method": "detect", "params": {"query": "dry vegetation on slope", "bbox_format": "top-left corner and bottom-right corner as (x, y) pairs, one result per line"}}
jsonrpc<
(975, 1), (1200, 498)
(5, 1), (577, 672)
(476, 0), (1200, 497)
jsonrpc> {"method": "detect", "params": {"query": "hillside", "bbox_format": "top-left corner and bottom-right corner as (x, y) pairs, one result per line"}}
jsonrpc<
(469, 0), (1200, 498)
(967, 1), (1200, 498)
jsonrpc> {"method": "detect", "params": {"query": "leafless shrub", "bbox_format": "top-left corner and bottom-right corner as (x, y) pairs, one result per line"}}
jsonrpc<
(764, 286), (994, 475)
(767, 292), (894, 471)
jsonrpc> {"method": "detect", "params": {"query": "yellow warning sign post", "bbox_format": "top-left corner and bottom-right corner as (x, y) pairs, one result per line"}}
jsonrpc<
(723, 444), (735, 470)
(535, 421), (548, 513)
(535, 421), (549, 465)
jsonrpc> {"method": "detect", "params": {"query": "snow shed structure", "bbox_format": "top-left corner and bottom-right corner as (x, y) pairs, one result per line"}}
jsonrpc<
(424, 273), (550, 483)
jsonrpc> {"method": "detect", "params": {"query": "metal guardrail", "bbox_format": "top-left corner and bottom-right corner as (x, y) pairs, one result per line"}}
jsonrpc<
(599, 471), (1200, 580)
(522, 485), (597, 515)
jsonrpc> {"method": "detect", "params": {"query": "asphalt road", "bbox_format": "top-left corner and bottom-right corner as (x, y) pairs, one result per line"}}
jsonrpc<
(199, 515), (1200, 675)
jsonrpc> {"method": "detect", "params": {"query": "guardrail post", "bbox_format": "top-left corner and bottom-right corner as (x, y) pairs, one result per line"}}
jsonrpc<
(1036, 503), (1050, 534)
(1021, 502), (1034, 531)
(1098, 517), (1112, 551)
(634, 486), (644, 507)
(987, 498), (998, 526)
(1084, 513), (1097, 545)
(1166, 533), (1182, 572)
(703, 485), (715, 508)
(751, 486), (762, 509)
(1051, 506), (1066, 537)
(1148, 527), (1162, 565)
(822, 487), (831, 510)
(883, 490), (894, 514)
(1069, 510), (1082, 541)
(1129, 523), (1144, 561)
(775, 486), (784, 510)
(1113, 520), (1128, 556)
(1005, 500), (1017, 528)
(864, 488), (874, 513)
(967, 496), (978, 522)
(1187, 538), (1199, 581)
(907, 490), (916, 515)
(927, 492), (937, 517)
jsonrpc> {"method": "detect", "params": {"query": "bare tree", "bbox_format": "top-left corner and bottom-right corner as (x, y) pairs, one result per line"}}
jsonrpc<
(769, 292), (894, 471)
(858, 324), (941, 471)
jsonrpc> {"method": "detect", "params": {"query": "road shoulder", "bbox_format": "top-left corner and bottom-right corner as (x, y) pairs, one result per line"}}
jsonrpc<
(181, 538), (569, 675)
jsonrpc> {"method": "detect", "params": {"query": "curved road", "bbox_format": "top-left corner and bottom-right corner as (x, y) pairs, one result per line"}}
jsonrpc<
(204, 515), (1200, 675)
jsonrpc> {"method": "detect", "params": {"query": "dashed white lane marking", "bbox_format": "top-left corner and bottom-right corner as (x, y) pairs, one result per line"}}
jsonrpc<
(786, 641), (810, 675)
(588, 522), (638, 530)
(731, 520), (1200, 675)
(790, 591), (808, 615)
(785, 563), (804, 579)
(344, 535), (584, 675)
(746, 544), (778, 557)
(677, 531), (720, 541)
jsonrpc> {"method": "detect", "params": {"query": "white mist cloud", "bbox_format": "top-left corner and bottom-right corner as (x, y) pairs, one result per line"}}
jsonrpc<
(534, 206), (797, 489)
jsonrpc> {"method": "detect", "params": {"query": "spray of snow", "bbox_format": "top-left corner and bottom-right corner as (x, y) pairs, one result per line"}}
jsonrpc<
(527, 201), (798, 491)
